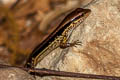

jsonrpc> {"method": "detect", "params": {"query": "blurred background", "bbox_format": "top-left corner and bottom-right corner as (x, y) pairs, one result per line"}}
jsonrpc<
(0, 0), (94, 67)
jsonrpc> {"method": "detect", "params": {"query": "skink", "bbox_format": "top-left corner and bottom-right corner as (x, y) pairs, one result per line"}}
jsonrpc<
(25, 8), (91, 68)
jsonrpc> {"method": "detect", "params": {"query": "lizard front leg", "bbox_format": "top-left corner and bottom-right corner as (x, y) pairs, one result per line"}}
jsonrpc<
(59, 35), (82, 49)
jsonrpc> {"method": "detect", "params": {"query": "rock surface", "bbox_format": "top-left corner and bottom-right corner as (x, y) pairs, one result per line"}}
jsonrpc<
(36, 0), (120, 80)
(0, 67), (35, 80)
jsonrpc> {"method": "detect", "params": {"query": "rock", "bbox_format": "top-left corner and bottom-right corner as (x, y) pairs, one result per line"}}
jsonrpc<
(35, 0), (120, 80)
(0, 67), (35, 80)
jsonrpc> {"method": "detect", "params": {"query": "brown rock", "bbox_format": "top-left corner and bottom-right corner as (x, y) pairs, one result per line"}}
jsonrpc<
(0, 67), (35, 80)
(35, 0), (120, 80)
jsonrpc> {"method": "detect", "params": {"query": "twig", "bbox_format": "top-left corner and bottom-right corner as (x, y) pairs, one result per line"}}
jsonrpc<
(0, 64), (120, 80)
